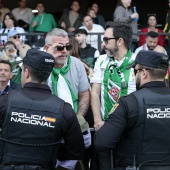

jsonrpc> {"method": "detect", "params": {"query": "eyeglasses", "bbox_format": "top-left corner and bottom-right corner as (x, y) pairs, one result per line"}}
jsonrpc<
(147, 13), (156, 17)
(103, 37), (119, 44)
(12, 35), (20, 39)
(134, 68), (151, 75)
(134, 68), (142, 75)
(55, 44), (72, 51)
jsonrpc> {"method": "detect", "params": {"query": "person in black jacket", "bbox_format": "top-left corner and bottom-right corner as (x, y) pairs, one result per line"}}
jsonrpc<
(0, 49), (84, 170)
(74, 28), (100, 68)
(94, 50), (170, 170)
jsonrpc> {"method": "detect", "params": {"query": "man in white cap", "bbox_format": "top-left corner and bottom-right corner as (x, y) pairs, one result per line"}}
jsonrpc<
(7, 29), (30, 58)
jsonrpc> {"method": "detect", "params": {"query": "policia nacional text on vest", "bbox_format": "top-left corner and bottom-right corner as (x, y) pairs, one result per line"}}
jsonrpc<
(0, 90), (64, 170)
(117, 88), (170, 170)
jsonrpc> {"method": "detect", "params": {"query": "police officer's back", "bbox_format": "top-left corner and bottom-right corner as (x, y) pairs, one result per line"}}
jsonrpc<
(0, 49), (85, 170)
(94, 50), (170, 170)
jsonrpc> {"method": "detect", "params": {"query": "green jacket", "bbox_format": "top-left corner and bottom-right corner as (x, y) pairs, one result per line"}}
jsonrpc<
(29, 13), (57, 33)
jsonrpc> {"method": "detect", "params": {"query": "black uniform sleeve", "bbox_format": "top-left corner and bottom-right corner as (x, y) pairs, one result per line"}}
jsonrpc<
(58, 103), (85, 160)
(0, 93), (7, 127)
(94, 94), (138, 152)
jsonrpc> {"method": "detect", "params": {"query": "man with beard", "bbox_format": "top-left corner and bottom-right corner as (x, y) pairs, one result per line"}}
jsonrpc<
(90, 22), (136, 170)
(95, 50), (170, 170)
(134, 31), (167, 55)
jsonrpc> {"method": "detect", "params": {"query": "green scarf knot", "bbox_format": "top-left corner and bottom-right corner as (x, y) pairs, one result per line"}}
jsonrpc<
(51, 56), (78, 112)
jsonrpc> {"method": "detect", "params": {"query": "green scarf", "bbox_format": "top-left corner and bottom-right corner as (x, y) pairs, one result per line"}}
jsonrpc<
(103, 50), (134, 120)
(51, 56), (78, 112)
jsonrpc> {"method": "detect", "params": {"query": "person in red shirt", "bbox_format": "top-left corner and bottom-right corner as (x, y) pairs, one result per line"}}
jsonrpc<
(140, 14), (165, 47)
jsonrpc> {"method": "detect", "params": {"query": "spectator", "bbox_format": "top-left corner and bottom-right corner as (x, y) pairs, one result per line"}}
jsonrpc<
(12, 0), (34, 31)
(0, 59), (21, 95)
(135, 31), (167, 55)
(74, 28), (100, 68)
(87, 8), (97, 24)
(29, 2), (57, 33)
(0, 0), (10, 25)
(69, 35), (93, 80)
(58, 1), (82, 33)
(7, 29), (30, 58)
(140, 14), (165, 47)
(94, 50), (170, 170)
(91, 2), (105, 29)
(79, 15), (105, 50)
(44, 28), (90, 170)
(90, 22), (136, 170)
(1, 41), (22, 84)
(113, 0), (139, 52)
(0, 12), (25, 45)
(0, 49), (85, 170)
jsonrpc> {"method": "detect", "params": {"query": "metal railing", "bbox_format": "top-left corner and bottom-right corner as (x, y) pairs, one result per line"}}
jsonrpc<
(0, 32), (170, 51)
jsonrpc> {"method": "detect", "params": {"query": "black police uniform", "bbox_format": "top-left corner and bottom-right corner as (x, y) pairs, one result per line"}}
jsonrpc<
(94, 81), (170, 169)
(0, 82), (85, 170)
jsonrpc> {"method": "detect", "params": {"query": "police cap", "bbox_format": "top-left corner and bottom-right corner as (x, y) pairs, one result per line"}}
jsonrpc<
(130, 50), (168, 70)
(23, 49), (55, 72)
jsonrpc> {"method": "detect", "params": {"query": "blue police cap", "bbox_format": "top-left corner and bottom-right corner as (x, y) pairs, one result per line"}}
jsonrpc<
(130, 50), (168, 70)
(23, 49), (55, 72)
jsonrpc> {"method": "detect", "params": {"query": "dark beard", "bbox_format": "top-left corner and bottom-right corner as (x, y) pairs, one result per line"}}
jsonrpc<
(136, 77), (140, 90)
(107, 45), (118, 57)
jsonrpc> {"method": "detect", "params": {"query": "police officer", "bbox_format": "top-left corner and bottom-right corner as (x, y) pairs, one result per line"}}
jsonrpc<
(0, 49), (85, 170)
(94, 50), (170, 170)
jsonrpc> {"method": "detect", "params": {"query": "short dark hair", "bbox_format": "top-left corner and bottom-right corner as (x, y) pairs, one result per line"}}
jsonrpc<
(4, 41), (16, 49)
(138, 65), (167, 80)
(71, 0), (79, 6)
(74, 29), (87, 36)
(147, 31), (158, 38)
(0, 59), (12, 72)
(106, 21), (132, 49)
(83, 14), (92, 22)
(36, 1), (44, 6)
(23, 64), (51, 83)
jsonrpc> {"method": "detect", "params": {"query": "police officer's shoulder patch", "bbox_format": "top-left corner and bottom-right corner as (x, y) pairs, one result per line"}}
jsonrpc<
(109, 103), (119, 115)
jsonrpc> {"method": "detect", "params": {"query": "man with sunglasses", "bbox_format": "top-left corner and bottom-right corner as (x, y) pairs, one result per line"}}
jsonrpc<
(45, 28), (90, 170)
(94, 50), (170, 170)
(90, 22), (136, 170)
(7, 29), (31, 59)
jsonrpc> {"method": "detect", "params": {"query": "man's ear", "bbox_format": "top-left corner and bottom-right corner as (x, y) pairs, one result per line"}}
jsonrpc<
(44, 45), (49, 52)
(24, 68), (29, 79)
(141, 69), (148, 79)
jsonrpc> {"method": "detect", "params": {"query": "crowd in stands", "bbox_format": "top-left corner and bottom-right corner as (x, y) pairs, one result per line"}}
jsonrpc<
(0, 0), (170, 170)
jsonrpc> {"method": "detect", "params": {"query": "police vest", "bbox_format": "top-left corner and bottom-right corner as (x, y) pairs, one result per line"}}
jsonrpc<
(117, 88), (170, 166)
(2, 89), (64, 167)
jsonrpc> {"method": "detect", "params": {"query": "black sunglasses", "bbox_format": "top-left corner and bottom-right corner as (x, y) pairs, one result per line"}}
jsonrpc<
(12, 35), (20, 39)
(103, 37), (119, 44)
(134, 68), (151, 76)
(54, 44), (72, 51)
